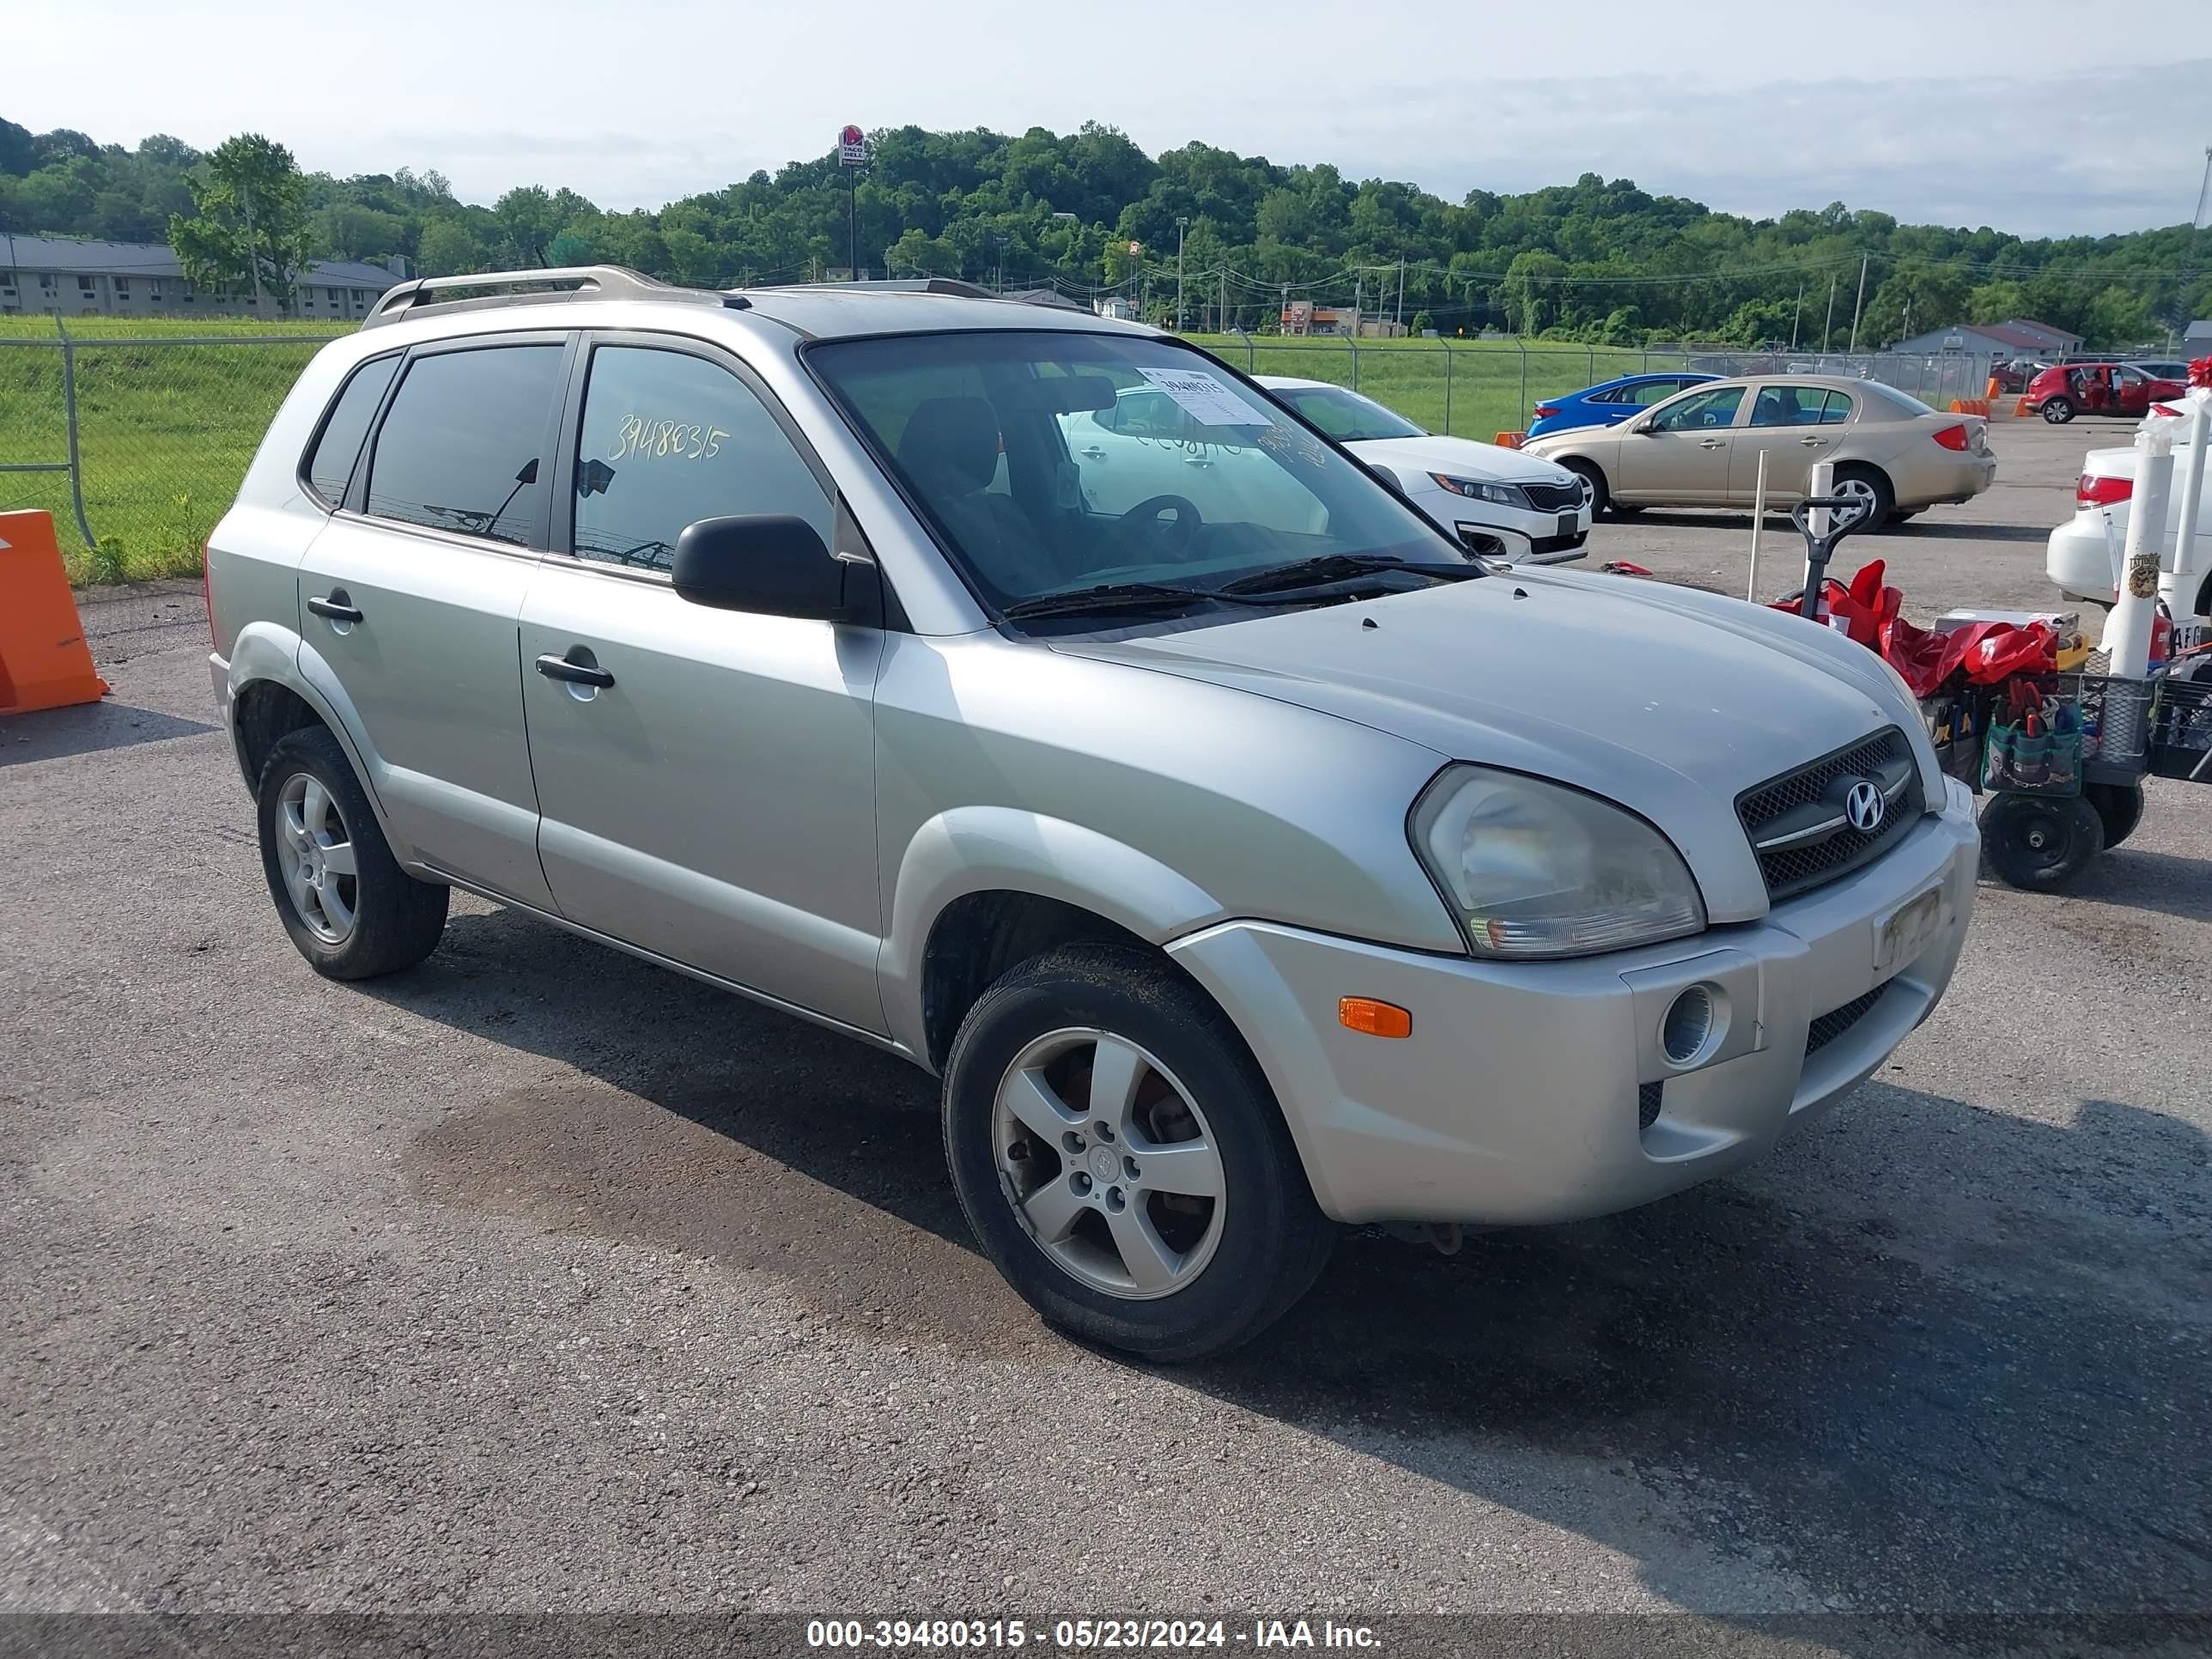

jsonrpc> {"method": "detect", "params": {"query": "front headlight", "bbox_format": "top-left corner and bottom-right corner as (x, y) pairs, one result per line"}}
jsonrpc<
(1429, 473), (1531, 509)
(1410, 766), (1706, 958)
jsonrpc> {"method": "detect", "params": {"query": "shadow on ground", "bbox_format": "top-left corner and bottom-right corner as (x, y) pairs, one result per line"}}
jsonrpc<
(0, 700), (216, 768)
(373, 905), (2212, 1636)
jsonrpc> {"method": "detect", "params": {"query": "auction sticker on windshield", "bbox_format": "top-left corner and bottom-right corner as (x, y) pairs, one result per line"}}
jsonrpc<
(1136, 367), (1275, 427)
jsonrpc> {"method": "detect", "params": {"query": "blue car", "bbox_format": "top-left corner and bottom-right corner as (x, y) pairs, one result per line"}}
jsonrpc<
(1526, 372), (1721, 440)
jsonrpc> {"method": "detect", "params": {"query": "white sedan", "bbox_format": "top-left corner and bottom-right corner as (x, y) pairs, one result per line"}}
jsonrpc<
(2047, 421), (2212, 617)
(1254, 376), (1594, 563)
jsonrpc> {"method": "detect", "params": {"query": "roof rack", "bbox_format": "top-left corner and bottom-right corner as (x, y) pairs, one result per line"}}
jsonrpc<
(362, 264), (749, 329)
(748, 277), (1001, 300)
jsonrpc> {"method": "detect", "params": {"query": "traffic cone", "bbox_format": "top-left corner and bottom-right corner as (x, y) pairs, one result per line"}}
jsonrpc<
(0, 510), (109, 714)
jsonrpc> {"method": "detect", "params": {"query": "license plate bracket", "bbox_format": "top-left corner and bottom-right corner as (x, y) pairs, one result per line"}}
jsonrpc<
(1875, 884), (1944, 976)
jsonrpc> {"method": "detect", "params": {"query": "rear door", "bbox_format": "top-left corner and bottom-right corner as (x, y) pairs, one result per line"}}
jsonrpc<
(517, 332), (888, 1033)
(1615, 383), (1746, 501)
(296, 334), (570, 908)
(1728, 384), (1852, 501)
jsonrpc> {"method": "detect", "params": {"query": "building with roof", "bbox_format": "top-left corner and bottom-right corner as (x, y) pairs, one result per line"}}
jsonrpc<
(2184, 319), (2212, 348)
(1887, 318), (2084, 359)
(0, 234), (404, 320)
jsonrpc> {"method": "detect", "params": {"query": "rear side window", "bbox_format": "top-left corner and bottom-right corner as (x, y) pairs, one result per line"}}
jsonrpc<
(302, 355), (400, 506)
(364, 345), (565, 545)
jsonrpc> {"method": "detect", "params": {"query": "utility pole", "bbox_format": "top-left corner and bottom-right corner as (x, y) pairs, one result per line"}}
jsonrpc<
(240, 174), (268, 312)
(1822, 272), (1838, 353)
(1791, 279), (1803, 350)
(1846, 252), (1869, 356)
(1395, 257), (1405, 330)
(1219, 264), (1227, 333)
(1176, 216), (1188, 331)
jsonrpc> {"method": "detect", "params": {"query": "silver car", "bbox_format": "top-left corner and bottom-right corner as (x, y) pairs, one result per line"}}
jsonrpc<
(207, 268), (1980, 1360)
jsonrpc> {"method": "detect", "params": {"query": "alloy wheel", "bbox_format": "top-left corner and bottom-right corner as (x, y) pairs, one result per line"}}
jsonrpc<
(992, 1028), (1227, 1300)
(275, 771), (359, 945)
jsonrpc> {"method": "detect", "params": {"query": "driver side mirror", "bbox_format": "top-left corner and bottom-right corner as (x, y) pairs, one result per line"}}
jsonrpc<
(1628, 416), (1656, 434)
(1363, 459), (1407, 497)
(672, 514), (876, 625)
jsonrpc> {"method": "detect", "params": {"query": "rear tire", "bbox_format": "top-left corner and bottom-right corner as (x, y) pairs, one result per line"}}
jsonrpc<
(1832, 464), (1897, 532)
(942, 943), (1334, 1363)
(2085, 781), (2145, 850)
(256, 726), (448, 980)
(2040, 396), (2075, 425)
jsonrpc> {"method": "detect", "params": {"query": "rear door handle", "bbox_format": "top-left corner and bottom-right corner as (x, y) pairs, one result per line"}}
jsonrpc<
(1080, 447), (1106, 459)
(307, 593), (362, 623)
(1798, 436), (1828, 447)
(536, 652), (615, 690)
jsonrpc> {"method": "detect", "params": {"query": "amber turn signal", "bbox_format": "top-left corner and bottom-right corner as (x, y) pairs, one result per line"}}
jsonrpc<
(1338, 997), (1412, 1039)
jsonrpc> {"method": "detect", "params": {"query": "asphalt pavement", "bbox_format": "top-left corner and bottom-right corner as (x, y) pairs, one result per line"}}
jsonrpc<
(3, 413), (2207, 1651)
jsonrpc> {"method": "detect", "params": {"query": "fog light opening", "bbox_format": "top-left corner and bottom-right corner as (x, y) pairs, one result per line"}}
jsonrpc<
(1661, 983), (1723, 1067)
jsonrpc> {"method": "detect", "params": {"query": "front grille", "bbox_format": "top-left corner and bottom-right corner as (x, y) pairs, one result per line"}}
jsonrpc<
(1520, 480), (1585, 513)
(1738, 727), (1923, 902)
(1637, 1080), (1664, 1129)
(1805, 983), (1891, 1056)
(1531, 530), (1589, 555)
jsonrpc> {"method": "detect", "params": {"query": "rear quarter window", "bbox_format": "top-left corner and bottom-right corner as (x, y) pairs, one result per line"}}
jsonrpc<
(301, 355), (401, 507)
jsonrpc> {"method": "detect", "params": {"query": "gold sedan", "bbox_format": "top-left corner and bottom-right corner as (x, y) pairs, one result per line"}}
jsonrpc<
(1523, 375), (1997, 529)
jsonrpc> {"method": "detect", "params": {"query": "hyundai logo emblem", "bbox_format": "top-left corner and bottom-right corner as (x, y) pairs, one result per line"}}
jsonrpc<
(1844, 780), (1885, 833)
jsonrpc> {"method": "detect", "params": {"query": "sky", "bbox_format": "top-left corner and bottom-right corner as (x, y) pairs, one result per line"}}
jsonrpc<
(15, 0), (2210, 238)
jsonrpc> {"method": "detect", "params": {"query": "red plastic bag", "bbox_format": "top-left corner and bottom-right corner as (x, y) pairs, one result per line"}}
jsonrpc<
(1766, 556), (2056, 696)
(1765, 558), (1893, 648)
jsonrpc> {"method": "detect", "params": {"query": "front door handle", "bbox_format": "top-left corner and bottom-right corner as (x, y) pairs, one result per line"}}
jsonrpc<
(1698, 437), (1726, 449)
(307, 592), (362, 623)
(536, 652), (615, 690)
(1080, 447), (1106, 459)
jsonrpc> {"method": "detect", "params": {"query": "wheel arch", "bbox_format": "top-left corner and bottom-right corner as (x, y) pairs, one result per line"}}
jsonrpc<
(885, 807), (1227, 1070)
(224, 623), (392, 828)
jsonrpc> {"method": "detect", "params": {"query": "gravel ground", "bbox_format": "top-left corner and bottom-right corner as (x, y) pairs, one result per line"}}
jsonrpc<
(3, 413), (2207, 1649)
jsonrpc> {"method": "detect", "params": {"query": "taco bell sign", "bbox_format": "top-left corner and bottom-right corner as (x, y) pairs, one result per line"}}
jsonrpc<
(838, 125), (866, 167)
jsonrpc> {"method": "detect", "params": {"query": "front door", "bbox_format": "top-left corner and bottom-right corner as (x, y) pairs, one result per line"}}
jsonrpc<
(1615, 384), (1746, 501)
(518, 335), (888, 1033)
(296, 336), (570, 908)
(1728, 383), (1854, 501)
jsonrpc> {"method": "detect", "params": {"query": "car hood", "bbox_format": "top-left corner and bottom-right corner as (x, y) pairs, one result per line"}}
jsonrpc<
(1053, 570), (1938, 922)
(1346, 434), (1578, 484)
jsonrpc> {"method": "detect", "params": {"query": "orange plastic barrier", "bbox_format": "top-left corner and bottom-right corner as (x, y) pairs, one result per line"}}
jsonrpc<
(0, 509), (109, 714)
(2013, 395), (2030, 416)
(1493, 430), (1525, 449)
(1985, 377), (2002, 398)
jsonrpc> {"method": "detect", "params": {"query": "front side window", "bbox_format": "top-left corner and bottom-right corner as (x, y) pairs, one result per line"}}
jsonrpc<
(571, 345), (830, 573)
(1264, 383), (1424, 442)
(1649, 386), (1744, 432)
(303, 354), (401, 506)
(363, 344), (563, 545)
(811, 330), (1454, 613)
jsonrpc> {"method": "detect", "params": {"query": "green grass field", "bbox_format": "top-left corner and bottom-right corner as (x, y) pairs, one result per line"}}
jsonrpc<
(0, 316), (353, 582)
(1185, 333), (1688, 442)
(0, 313), (1680, 584)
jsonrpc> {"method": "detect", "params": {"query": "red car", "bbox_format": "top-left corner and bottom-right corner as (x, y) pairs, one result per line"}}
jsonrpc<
(2026, 362), (2185, 424)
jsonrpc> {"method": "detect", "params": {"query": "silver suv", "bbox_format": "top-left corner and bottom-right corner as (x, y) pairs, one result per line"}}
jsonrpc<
(207, 267), (1980, 1360)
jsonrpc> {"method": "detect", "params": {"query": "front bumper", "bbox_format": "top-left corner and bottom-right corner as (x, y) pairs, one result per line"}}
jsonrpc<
(1167, 777), (1980, 1226)
(1411, 488), (1591, 565)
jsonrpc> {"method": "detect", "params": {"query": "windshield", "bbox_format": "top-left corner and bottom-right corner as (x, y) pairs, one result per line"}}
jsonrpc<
(808, 331), (1457, 614)
(1263, 383), (1425, 442)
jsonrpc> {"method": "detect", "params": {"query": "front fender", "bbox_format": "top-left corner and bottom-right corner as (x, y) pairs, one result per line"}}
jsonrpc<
(878, 805), (1224, 1060)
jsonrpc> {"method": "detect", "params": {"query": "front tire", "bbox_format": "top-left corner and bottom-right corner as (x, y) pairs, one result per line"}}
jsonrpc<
(257, 726), (448, 979)
(1980, 792), (2103, 890)
(1560, 459), (1611, 518)
(2040, 396), (2075, 425)
(942, 944), (1334, 1363)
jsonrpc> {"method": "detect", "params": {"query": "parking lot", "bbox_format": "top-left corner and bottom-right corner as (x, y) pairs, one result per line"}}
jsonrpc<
(3, 411), (2207, 1644)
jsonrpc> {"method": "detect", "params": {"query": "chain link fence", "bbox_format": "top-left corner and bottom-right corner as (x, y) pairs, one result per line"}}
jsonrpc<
(0, 319), (332, 582)
(1191, 333), (2003, 441)
(1, 314), (2008, 586)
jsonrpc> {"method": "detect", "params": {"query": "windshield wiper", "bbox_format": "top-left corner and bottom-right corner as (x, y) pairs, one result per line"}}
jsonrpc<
(1000, 581), (1263, 621)
(1217, 552), (1472, 596)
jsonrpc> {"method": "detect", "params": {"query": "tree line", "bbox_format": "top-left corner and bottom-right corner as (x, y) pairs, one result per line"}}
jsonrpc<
(3, 113), (2206, 348)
